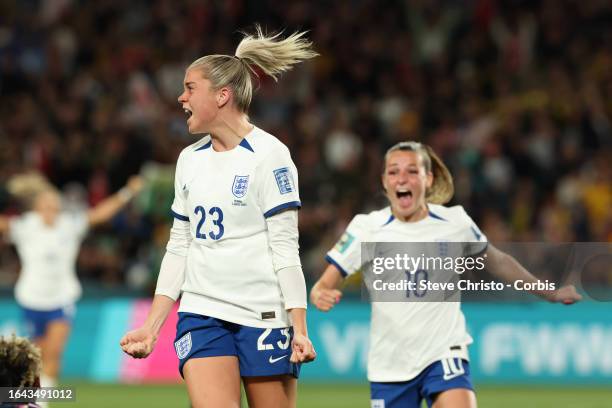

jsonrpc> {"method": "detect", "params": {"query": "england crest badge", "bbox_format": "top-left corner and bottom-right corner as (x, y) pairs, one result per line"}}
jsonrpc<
(175, 332), (192, 359)
(273, 167), (294, 194)
(232, 175), (249, 198)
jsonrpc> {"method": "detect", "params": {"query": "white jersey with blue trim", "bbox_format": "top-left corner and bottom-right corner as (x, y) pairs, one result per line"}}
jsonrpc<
(171, 126), (301, 328)
(326, 204), (488, 382)
(9, 211), (88, 310)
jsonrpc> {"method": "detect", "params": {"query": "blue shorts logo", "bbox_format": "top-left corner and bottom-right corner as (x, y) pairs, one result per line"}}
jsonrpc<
(371, 399), (385, 408)
(273, 167), (294, 194)
(175, 332), (192, 359)
(232, 175), (249, 198)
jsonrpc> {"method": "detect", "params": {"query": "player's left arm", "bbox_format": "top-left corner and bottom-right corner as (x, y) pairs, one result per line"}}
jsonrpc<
(266, 209), (316, 363)
(485, 244), (582, 304)
(87, 175), (143, 227)
(287, 307), (316, 363)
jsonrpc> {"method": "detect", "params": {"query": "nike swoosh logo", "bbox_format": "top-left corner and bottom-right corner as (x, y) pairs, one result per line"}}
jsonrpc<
(443, 371), (464, 381)
(269, 355), (289, 364)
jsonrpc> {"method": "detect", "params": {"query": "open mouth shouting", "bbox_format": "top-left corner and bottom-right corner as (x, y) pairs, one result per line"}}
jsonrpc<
(396, 188), (413, 207)
(183, 107), (193, 120)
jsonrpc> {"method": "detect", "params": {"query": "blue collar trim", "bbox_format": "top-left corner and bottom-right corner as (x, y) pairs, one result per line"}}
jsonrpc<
(429, 211), (447, 221)
(195, 141), (212, 151)
(383, 215), (395, 226)
(239, 138), (254, 152)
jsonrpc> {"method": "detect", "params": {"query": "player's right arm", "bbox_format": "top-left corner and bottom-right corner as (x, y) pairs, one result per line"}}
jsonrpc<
(120, 294), (175, 358)
(310, 214), (370, 312)
(121, 150), (192, 358)
(310, 264), (344, 312)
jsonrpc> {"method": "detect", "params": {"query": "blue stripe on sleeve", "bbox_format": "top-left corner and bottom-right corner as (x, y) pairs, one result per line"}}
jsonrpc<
(325, 255), (349, 277)
(170, 209), (189, 222)
(263, 201), (301, 218)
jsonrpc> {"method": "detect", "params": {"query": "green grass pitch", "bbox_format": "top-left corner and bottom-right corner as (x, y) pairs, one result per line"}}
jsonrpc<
(52, 382), (612, 408)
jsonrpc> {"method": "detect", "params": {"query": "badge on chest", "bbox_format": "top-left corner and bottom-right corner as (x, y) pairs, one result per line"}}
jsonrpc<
(232, 175), (249, 206)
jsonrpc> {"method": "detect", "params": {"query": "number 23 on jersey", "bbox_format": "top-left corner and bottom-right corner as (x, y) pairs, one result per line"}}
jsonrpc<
(194, 205), (225, 240)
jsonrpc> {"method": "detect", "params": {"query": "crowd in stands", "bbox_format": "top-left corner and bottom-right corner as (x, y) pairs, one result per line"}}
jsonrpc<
(1, 0), (610, 290)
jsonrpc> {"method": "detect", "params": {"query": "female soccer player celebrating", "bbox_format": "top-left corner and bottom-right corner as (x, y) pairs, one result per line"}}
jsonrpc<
(120, 27), (317, 408)
(0, 173), (142, 390)
(310, 141), (581, 408)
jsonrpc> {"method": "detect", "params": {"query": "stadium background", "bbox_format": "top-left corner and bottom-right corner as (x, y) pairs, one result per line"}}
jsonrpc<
(0, 0), (611, 407)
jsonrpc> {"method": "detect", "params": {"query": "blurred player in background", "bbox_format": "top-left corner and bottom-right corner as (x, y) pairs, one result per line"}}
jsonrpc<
(310, 141), (582, 408)
(120, 26), (317, 408)
(0, 172), (143, 390)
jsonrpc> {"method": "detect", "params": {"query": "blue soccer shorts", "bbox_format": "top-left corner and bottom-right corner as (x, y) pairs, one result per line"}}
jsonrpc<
(370, 358), (474, 408)
(21, 305), (75, 339)
(174, 312), (301, 378)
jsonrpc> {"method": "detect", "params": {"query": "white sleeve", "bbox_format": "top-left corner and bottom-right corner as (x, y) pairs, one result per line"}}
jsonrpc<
(166, 218), (192, 257)
(68, 212), (89, 240)
(457, 206), (488, 256)
(277, 266), (307, 310)
(325, 214), (369, 277)
(158, 197), (192, 300)
(265, 208), (301, 270)
(7, 216), (25, 245)
(266, 209), (306, 310)
(170, 151), (190, 222)
(257, 146), (301, 218)
(154, 251), (186, 301)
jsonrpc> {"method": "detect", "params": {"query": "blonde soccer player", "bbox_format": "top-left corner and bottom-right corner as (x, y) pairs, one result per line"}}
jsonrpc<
(0, 173), (143, 390)
(120, 27), (317, 408)
(310, 141), (581, 408)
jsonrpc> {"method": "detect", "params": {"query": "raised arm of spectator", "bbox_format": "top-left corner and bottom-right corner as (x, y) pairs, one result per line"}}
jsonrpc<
(87, 176), (143, 227)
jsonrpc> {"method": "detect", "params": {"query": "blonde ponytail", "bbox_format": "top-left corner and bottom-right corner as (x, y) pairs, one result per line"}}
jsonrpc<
(235, 26), (318, 81)
(188, 25), (318, 112)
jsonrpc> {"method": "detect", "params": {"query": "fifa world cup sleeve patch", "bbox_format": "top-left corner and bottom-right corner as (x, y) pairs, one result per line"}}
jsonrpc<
(273, 167), (295, 194)
(175, 332), (192, 359)
(334, 232), (355, 254)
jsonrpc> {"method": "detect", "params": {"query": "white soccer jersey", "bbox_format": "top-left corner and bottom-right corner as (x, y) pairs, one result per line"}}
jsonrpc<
(326, 204), (488, 382)
(9, 211), (88, 310)
(172, 126), (301, 328)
